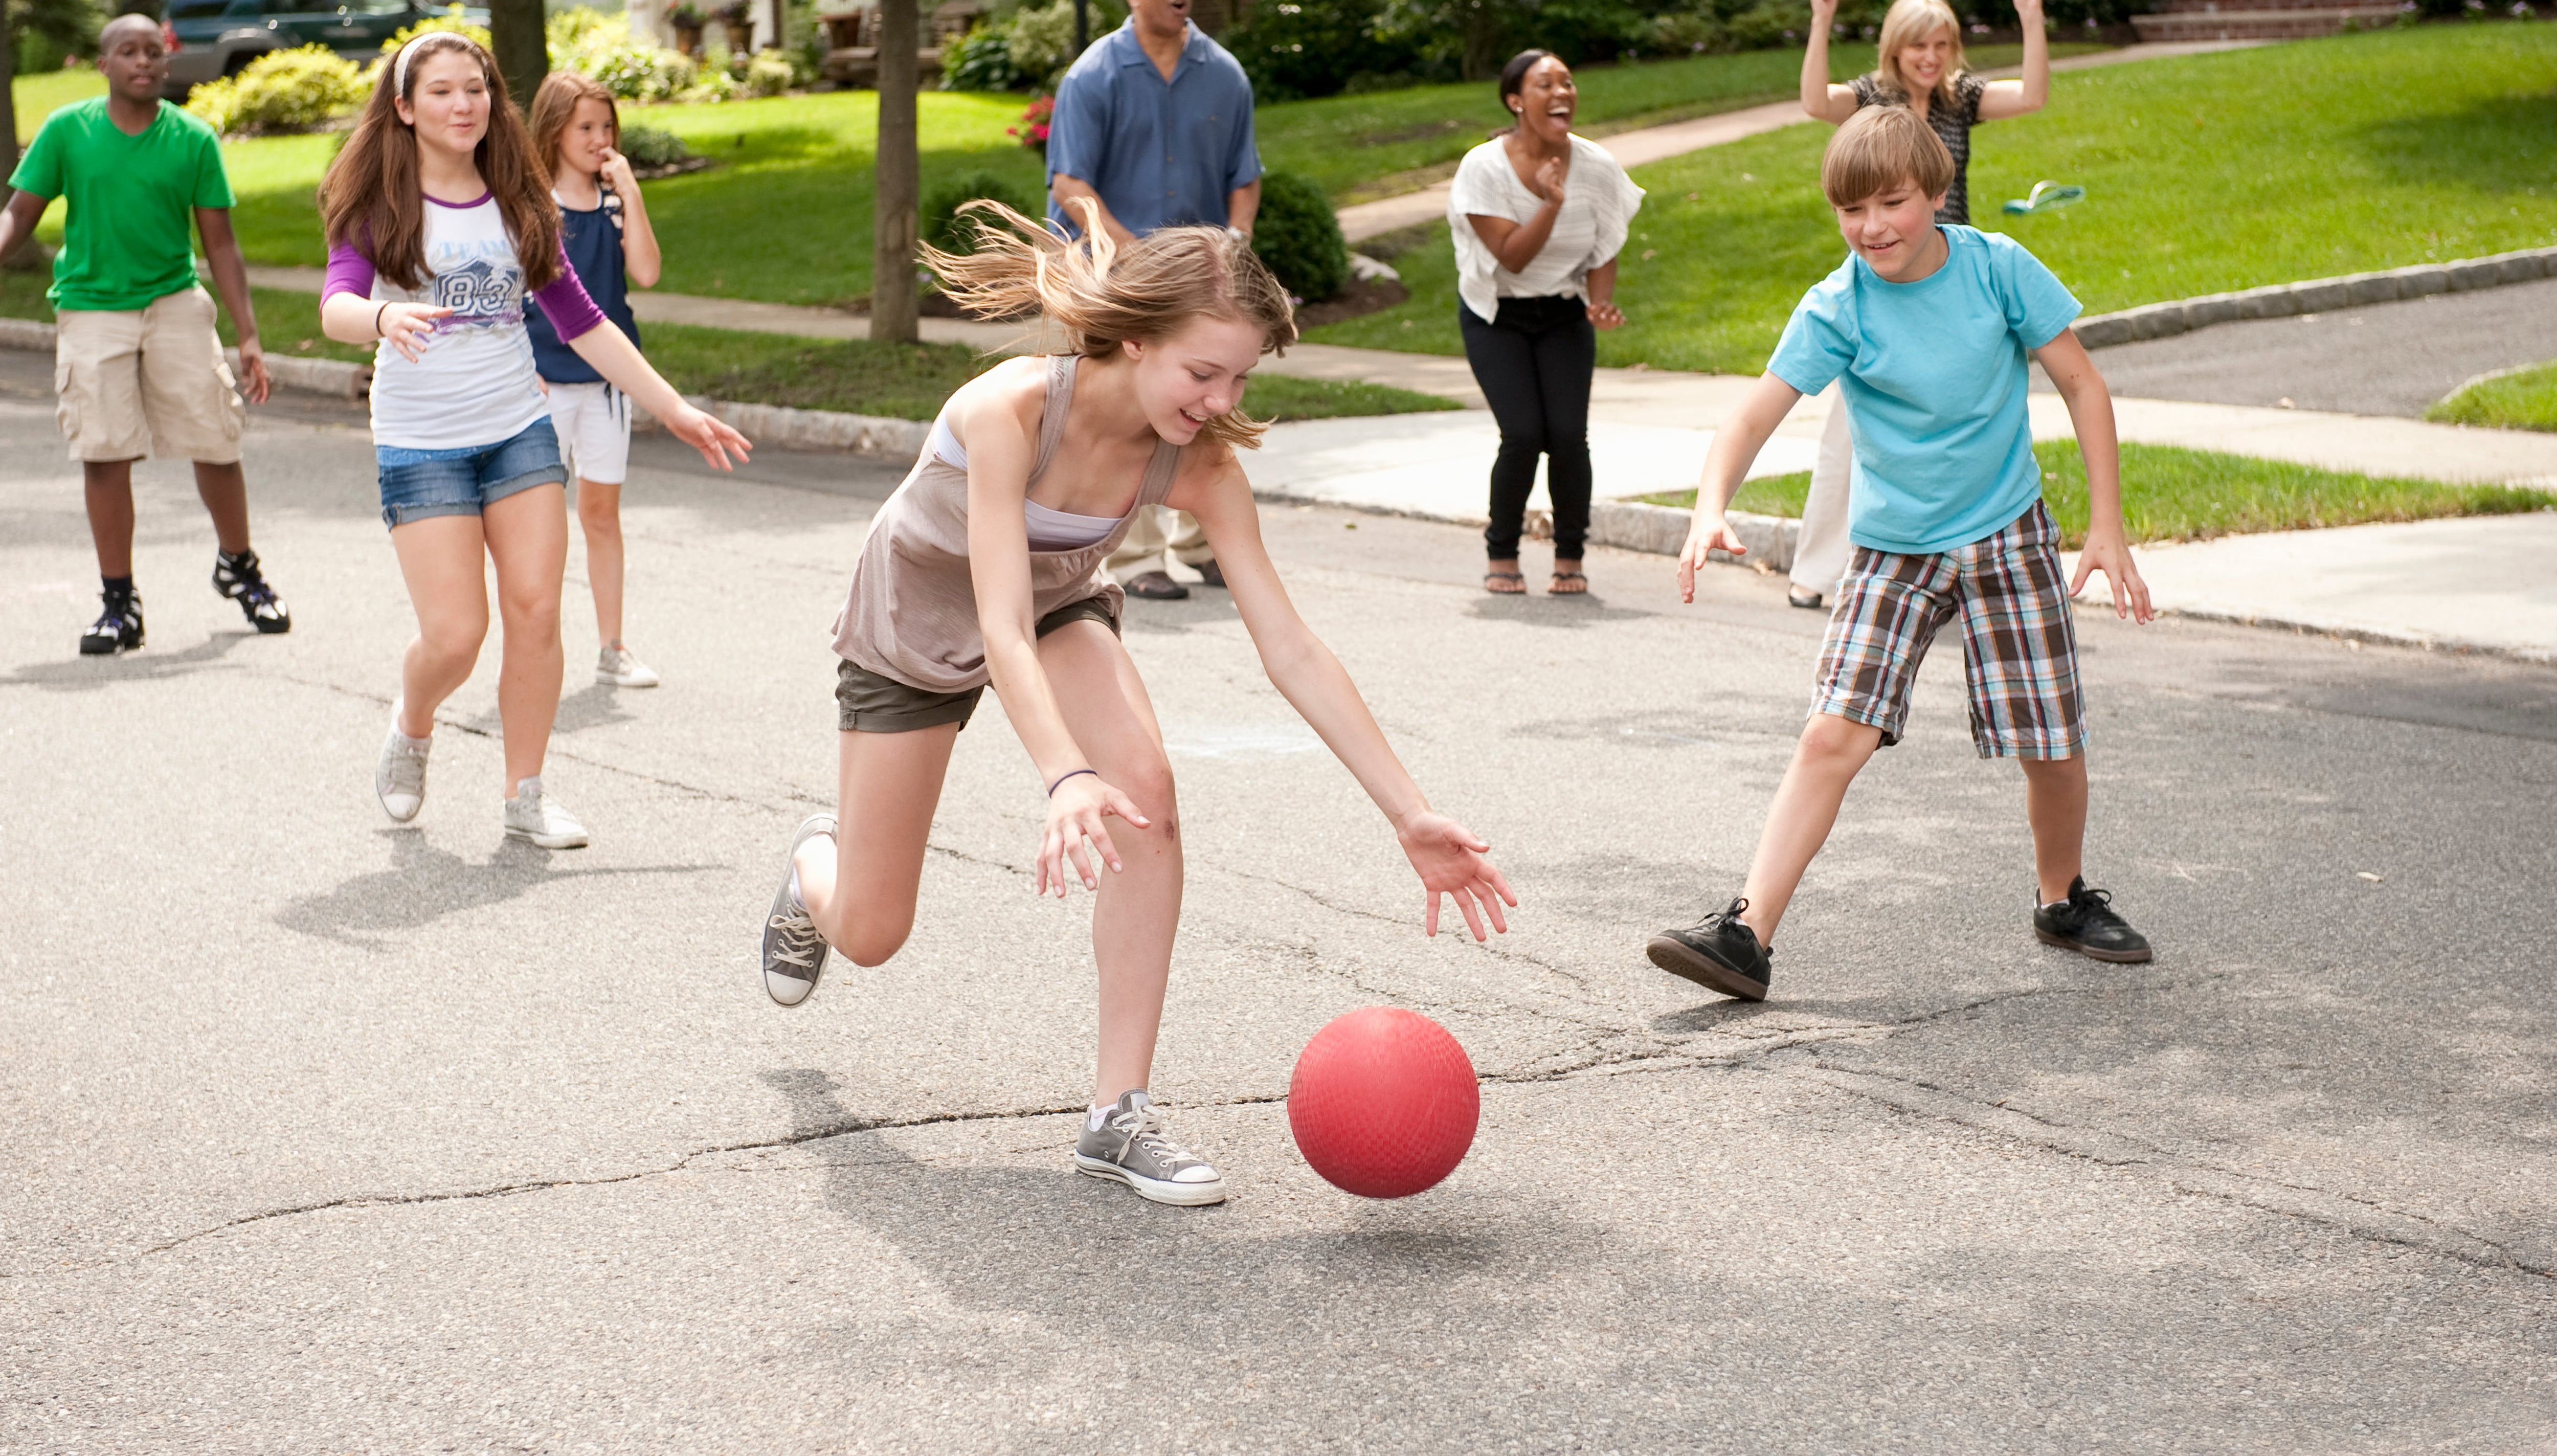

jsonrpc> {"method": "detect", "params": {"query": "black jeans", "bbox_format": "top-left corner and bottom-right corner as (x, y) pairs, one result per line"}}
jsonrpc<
(1459, 295), (1595, 562)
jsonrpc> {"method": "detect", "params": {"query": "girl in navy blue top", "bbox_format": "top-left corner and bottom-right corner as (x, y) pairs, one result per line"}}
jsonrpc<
(528, 72), (665, 689)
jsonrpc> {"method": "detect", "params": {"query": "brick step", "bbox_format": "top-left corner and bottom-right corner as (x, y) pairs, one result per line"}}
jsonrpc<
(2131, 5), (2396, 38)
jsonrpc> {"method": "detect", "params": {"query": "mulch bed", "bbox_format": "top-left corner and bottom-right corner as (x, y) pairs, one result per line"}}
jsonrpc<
(1292, 273), (1409, 330)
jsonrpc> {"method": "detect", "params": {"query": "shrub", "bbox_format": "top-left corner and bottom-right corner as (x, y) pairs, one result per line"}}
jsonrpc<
(922, 169), (1039, 256)
(1250, 170), (1349, 303)
(1225, 0), (1418, 101)
(185, 44), (367, 136)
(548, 6), (701, 101)
(618, 124), (694, 168)
(940, 23), (1024, 92)
(1003, 1), (1080, 85)
(744, 47), (796, 95)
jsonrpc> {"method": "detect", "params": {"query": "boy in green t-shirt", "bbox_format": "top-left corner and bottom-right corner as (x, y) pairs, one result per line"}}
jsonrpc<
(0, 13), (290, 655)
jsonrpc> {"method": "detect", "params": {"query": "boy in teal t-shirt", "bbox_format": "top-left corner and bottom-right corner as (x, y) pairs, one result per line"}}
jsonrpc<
(0, 13), (290, 655)
(1645, 106), (2156, 1004)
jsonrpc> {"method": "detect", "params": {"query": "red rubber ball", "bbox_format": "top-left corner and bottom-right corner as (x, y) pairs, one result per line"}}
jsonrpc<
(1288, 1007), (1481, 1199)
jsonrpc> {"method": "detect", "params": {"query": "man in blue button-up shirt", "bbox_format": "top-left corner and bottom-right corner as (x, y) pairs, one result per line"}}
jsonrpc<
(1047, 0), (1262, 598)
(1046, 0), (1262, 245)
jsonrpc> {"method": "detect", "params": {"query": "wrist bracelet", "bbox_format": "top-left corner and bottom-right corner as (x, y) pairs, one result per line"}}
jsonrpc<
(374, 301), (390, 338)
(1047, 768), (1098, 797)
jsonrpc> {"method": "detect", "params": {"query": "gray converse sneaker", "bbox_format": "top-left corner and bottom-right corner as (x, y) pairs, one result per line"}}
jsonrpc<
(760, 814), (837, 1007)
(596, 643), (659, 688)
(1073, 1091), (1226, 1206)
(502, 776), (589, 849)
(375, 712), (430, 823)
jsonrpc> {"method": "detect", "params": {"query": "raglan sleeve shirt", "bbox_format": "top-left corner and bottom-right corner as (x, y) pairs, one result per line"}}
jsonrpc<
(321, 238), (608, 343)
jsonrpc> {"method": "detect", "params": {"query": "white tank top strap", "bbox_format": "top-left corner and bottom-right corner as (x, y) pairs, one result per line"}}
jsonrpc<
(925, 413), (967, 471)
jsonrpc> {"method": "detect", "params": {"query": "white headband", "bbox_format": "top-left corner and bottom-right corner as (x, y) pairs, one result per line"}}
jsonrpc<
(392, 32), (465, 95)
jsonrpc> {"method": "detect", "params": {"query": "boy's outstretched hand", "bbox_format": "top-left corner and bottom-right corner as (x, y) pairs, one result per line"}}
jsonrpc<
(1674, 511), (1746, 603)
(1393, 811), (1516, 941)
(2071, 526), (2155, 623)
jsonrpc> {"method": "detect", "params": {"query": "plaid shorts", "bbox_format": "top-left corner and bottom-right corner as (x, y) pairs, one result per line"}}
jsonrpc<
(1810, 501), (2085, 759)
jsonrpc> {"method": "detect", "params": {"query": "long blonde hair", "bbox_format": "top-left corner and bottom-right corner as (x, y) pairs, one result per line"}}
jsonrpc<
(923, 199), (1297, 451)
(1871, 0), (1967, 111)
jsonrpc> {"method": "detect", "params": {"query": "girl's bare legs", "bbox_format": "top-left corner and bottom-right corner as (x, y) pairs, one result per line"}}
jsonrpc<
(795, 721), (960, 967)
(387, 514), (495, 740)
(574, 478), (626, 647)
(481, 485), (570, 790)
(1737, 713), (1883, 946)
(1035, 620), (1184, 1108)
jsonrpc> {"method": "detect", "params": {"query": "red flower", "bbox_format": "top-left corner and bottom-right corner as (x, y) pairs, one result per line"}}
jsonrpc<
(1010, 95), (1054, 152)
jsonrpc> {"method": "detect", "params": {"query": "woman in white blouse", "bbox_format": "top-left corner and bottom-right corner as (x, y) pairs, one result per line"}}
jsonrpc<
(1449, 49), (1644, 596)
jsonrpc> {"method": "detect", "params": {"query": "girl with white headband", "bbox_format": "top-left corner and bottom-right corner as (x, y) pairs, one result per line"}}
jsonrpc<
(318, 32), (750, 848)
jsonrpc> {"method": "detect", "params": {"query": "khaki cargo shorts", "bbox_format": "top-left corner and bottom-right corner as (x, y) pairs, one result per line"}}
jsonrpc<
(54, 286), (245, 464)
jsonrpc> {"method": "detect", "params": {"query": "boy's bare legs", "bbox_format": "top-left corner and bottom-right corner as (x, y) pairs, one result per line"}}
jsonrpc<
(193, 460), (253, 555)
(794, 722), (960, 967)
(82, 461), (140, 577)
(2020, 754), (2088, 905)
(1736, 713), (1883, 946)
(574, 478), (625, 646)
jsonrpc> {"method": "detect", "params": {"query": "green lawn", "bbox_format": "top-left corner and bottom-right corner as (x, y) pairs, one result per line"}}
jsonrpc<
(2427, 360), (2557, 432)
(1635, 439), (2557, 547)
(0, 267), (1452, 421)
(12, 65), (103, 141)
(1312, 25), (2557, 374)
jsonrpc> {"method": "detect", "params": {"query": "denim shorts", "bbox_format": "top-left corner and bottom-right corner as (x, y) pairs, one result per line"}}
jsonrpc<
(376, 416), (569, 530)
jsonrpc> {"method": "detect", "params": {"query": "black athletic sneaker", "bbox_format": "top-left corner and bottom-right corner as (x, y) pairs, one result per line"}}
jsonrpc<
(1646, 897), (1773, 1001)
(2033, 877), (2152, 963)
(78, 589), (144, 656)
(213, 549), (291, 634)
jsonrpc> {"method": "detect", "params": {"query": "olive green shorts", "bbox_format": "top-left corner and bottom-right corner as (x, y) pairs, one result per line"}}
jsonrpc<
(835, 594), (1120, 733)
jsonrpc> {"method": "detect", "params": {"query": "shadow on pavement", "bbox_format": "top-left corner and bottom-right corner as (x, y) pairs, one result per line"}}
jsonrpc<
(0, 632), (248, 692)
(1464, 591), (1659, 628)
(274, 832), (718, 946)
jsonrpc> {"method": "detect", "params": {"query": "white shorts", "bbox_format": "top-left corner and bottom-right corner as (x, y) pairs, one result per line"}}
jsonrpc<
(543, 379), (631, 486)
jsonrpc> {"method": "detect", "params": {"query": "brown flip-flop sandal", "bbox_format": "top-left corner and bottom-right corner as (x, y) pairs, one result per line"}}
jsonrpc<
(1549, 571), (1588, 595)
(1484, 569), (1527, 595)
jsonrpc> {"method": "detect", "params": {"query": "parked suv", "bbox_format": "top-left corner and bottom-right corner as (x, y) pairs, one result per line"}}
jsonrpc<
(160, 0), (495, 100)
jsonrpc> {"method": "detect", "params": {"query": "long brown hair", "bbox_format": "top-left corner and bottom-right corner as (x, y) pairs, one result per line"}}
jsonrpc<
(528, 70), (618, 183)
(319, 31), (559, 293)
(924, 199), (1296, 451)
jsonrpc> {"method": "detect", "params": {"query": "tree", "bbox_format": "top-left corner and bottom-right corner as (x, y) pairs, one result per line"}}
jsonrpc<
(871, 0), (918, 344)
(486, 0), (545, 111)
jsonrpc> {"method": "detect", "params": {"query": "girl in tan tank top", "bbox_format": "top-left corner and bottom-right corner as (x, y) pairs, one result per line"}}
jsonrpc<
(755, 204), (1518, 1206)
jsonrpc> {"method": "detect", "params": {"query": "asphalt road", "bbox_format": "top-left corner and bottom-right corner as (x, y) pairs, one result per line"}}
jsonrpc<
(2056, 276), (2557, 419)
(5, 349), (2556, 1453)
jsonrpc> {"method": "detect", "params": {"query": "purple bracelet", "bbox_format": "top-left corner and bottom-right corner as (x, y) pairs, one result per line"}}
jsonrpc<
(1046, 768), (1098, 797)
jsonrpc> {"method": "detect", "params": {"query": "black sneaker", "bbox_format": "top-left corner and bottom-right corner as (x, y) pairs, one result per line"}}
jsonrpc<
(213, 549), (291, 634)
(2033, 877), (2152, 964)
(78, 589), (144, 656)
(1646, 897), (1772, 1001)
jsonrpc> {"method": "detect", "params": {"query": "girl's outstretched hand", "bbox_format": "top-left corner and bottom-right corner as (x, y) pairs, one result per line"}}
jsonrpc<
(1394, 811), (1517, 941)
(665, 402), (752, 470)
(1038, 771), (1152, 897)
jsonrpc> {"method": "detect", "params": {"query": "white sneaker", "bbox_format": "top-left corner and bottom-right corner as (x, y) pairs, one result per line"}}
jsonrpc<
(503, 776), (590, 848)
(376, 713), (430, 823)
(596, 643), (659, 688)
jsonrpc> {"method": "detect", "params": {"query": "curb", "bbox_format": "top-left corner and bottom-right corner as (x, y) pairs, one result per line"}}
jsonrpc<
(634, 396), (930, 461)
(2157, 604), (2554, 667)
(2074, 245), (2557, 349)
(0, 316), (374, 396)
(1252, 485), (1798, 570)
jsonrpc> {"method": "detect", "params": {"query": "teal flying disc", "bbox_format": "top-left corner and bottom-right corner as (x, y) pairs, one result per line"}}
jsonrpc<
(2002, 181), (2085, 215)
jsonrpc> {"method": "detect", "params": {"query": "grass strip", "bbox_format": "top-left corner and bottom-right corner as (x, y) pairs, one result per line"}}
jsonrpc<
(1632, 439), (2556, 547)
(0, 271), (1454, 421)
(1312, 26), (2557, 374)
(2425, 361), (2557, 433)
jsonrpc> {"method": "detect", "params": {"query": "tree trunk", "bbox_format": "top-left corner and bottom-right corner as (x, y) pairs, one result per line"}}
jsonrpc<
(487, 0), (548, 114)
(1, 5), (19, 169)
(1460, 0), (1499, 81)
(871, 0), (919, 345)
